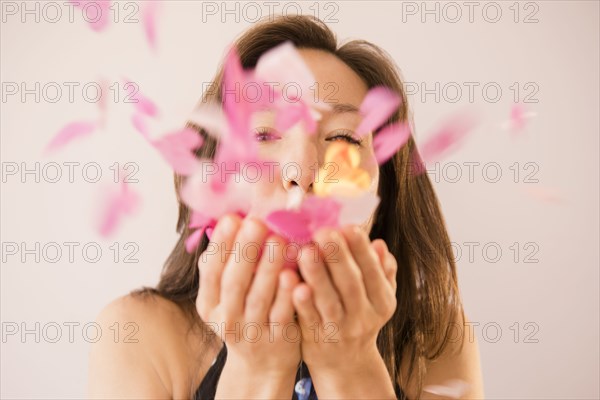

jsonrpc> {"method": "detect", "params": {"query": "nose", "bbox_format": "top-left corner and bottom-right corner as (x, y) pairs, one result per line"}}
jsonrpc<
(281, 135), (318, 195)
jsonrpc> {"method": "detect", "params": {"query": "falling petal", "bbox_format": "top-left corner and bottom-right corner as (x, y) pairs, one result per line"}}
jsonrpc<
(70, 0), (111, 32)
(373, 122), (411, 164)
(187, 104), (228, 139)
(254, 41), (316, 104)
(419, 111), (479, 164)
(335, 192), (380, 226)
(98, 180), (140, 237)
(500, 103), (538, 134)
(423, 379), (470, 399)
(524, 186), (565, 204)
(356, 86), (402, 137)
(151, 127), (203, 175)
(131, 113), (150, 138)
(123, 78), (159, 117)
(185, 227), (206, 253)
(180, 163), (253, 220)
(141, 1), (160, 50)
(266, 196), (341, 245)
(45, 120), (98, 153)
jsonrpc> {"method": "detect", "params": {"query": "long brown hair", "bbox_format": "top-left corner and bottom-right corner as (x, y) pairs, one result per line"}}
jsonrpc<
(133, 14), (464, 399)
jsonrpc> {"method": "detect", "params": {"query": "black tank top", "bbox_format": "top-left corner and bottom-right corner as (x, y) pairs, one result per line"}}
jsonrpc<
(194, 345), (405, 399)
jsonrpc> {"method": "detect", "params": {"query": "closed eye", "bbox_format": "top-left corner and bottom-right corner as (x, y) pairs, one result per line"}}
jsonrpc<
(254, 127), (281, 142)
(326, 130), (363, 146)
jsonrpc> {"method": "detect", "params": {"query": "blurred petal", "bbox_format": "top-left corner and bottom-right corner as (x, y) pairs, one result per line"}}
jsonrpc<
(98, 180), (140, 237)
(335, 191), (380, 226)
(373, 122), (411, 164)
(187, 104), (228, 139)
(419, 111), (479, 163)
(152, 127), (203, 175)
(356, 86), (401, 137)
(46, 120), (97, 152)
(131, 113), (150, 138)
(70, 0), (111, 32)
(142, 1), (160, 50)
(185, 227), (205, 253)
(180, 163), (252, 219)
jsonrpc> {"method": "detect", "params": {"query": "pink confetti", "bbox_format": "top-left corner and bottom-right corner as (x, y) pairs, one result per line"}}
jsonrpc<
(98, 77), (109, 128)
(356, 86), (402, 137)
(524, 186), (565, 204)
(151, 127), (203, 175)
(98, 179), (140, 237)
(70, 0), (111, 32)
(501, 103), (537, 134)
(131, 113), (150, 138)
(123, 79), (159, 118)
(414, 111), (479, 173)
(45, 120), (98, 153)
(141, 1), (160, 51)
(266, 196), (342, 245)
(373, 122), (411, 164)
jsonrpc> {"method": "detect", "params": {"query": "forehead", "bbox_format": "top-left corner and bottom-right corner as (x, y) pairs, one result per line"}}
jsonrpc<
(297, 48), (368, 107)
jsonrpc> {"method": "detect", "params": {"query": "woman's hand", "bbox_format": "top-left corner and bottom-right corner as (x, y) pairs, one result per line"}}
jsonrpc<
(196, 214), (301, 398)
(292, 225), (399, 398)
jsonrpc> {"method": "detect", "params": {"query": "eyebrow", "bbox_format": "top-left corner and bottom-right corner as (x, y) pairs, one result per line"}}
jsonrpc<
(329, 103), (360, 114)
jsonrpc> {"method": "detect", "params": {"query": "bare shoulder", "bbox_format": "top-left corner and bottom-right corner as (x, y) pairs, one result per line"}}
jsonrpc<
(88, 291), (220, 399)
(399, 312), (485, 400)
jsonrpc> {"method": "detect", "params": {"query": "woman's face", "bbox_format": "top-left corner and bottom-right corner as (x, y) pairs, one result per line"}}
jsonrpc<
(247, 48), (380, 233)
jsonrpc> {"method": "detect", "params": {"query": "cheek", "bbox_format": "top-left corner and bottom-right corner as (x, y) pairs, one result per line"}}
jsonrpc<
(359, 148), (380, 194)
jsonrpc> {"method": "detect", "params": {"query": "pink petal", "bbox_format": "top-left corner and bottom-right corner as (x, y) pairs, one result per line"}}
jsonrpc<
(419, 111), (479, 164)
(131, 113), (150, 138)
(123, 78), (159, 117)
(141, 1), (160, 50)
(265, 210), (313, 245)
(189, 211), (214, 229)
(373, 122), (411, 164)
(254, 41), (316, 104)
(180, 163), (253, 220)
(265, 196), (341, 245)
(46, 120), (97, 152)
(70, 0), (111, 32)
(98, 77), (109, 128)
(152, 128), (203, 175)
(187, 104), (228, 139)
(356, 86), (401, 137)
(334, 192), (380, 227)
(185, 227), (206, 253)
(98, 180), (140, 237)
(524, 186), (565, 204)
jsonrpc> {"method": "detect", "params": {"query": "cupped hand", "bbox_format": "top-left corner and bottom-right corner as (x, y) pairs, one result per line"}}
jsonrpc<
(196, 214), (302, 379)
(292, 225), (398, 373)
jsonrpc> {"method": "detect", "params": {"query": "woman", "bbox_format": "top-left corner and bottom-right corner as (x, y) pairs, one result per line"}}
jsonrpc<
(88, 15), (484, 399)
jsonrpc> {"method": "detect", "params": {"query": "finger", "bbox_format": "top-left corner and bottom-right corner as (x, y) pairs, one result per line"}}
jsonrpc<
(341, 227), (391, 312)
(245, 235), (286, 323)
(197, 214), (242, 319)
(292, 283), (322, 331)
(297, 243), (344, 322)
(221, 217), (269, 318)
(372, 239), (397, 292)
(313, 228), (366, 313)
(270, 268), (300, 324)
